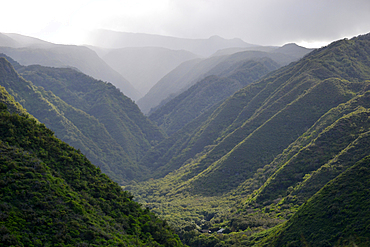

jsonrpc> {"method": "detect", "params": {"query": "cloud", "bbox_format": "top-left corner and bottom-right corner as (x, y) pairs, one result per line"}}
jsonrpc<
(155, 0), (370, 46)
(1, 0), (370, 47)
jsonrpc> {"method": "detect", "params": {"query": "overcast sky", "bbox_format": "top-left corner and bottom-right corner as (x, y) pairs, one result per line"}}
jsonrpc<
(1, 0), (370, 48)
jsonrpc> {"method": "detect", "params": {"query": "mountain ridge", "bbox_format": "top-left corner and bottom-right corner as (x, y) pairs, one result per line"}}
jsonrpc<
(102, 46), (198, 95)
(88, 29), (256, 57)
(0, 98), (183, 246)
(126, 33), (370, 246)
(138, 45), (312, 114)
(0, 33), (140, 100)
(0, 55), (164, 184)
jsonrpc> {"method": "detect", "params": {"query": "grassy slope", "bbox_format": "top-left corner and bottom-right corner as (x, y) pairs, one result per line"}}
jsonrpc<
(140, 34), (370, 197)
(255, 156), (370, 246)
(149, 58), (280, 136)
(0, 56), (165, 183)
(0, 57), (135, 182)
(0, 96), (182, 246)
(17, 64), (164, 162)
(127, 34), (370, 246)
(254, 92), (370, 204)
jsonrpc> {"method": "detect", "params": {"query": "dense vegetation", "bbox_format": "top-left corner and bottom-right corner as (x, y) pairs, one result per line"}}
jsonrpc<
(1, 32), (370, 246)
(149, 58), (280, 136)
(0, 96), (182, 246)
(126, 33), (370, 246)
(0, 55), (164, 183)
(254, 156), (370, 246)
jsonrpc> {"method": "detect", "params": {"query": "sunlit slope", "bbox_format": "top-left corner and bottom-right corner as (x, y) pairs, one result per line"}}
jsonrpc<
(149, 58), (280, 136)
(254, 92), (370, 204)
(0, 56), (164, 183)
(138, 34), (370, 195)
(256, 155), (370, 246)
(16, 63), (164, 162)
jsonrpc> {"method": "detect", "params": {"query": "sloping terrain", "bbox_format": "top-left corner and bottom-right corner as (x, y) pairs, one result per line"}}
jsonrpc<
(127, 33), (370, 246)
(149, 57), (280, 136)
(0, 96), (182, 246)
(138, 44), (311, 114)
(253, 156), (370, 246)
(0, 33), (140, 100)
(0, 56), (164, 183)
(2, 30), (370, 246)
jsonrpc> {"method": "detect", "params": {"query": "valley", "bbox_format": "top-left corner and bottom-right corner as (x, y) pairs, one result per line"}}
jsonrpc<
(0, 31), (370, 246)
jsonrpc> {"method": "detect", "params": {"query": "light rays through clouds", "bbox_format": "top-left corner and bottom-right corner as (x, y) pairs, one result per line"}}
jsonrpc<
(1, 0), (370, 47)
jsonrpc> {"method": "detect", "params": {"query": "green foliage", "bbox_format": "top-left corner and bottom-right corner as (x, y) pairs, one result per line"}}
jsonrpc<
(258, 156), (370, 246)
(0, 104), (182, 246)
(3, 33), (370, 246)
(0, 56), (165, 183)
(255, 90), (370, 204)
(128, 33), (370, 246)
(149, 58), (280, 136)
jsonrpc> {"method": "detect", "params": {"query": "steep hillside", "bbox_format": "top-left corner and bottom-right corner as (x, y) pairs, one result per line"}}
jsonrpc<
(254, 93), (370, 204)
(138, 47), (310, 114)
(103, 47), (198, 95)
(255, 156), (370, 246)
(0, 86), (30, 117)
(0, 33), (140, 100)
(15, 63), (164, 160)
(177, 35), (370, 196)
(0, 100), (182, 246)
(149, 58), (280, 136)
(0, 56), (164, 183)
(137, 57), (220, 114)
(127, 33), (370, 246)
(1, 33), (55, 48)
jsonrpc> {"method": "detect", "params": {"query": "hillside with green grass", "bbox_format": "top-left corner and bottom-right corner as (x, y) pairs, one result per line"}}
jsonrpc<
(0, 99), (182, 246)
(254, 156), (370, 247)
(2, 31), (370, 246)
(126, 33), (370, 246)
(0, 56), (164, 183)
(149, 58), (280, 136)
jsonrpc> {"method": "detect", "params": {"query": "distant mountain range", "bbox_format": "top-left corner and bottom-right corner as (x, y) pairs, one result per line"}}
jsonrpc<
(0, 33), (141, 100)
(1, 30), (370, 246)
(0, 31), (268, 101)
(138, 43), (313, 114)
(128, 33), (370, 246)
(102, 47), (198, 95)
(88, 29), (256, 57)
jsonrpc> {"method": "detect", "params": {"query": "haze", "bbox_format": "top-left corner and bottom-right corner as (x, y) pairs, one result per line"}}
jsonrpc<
(1, 0), (370, 48)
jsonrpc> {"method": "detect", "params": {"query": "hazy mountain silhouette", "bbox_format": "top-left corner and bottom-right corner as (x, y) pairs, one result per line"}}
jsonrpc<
(102, 47), (198, 95)
(0, 33), (141, 100)
(3, 32), (54, 48)
(0, 33), (19, 47)
(88, 29), (256, 57)
(138, 44), (312, 114)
